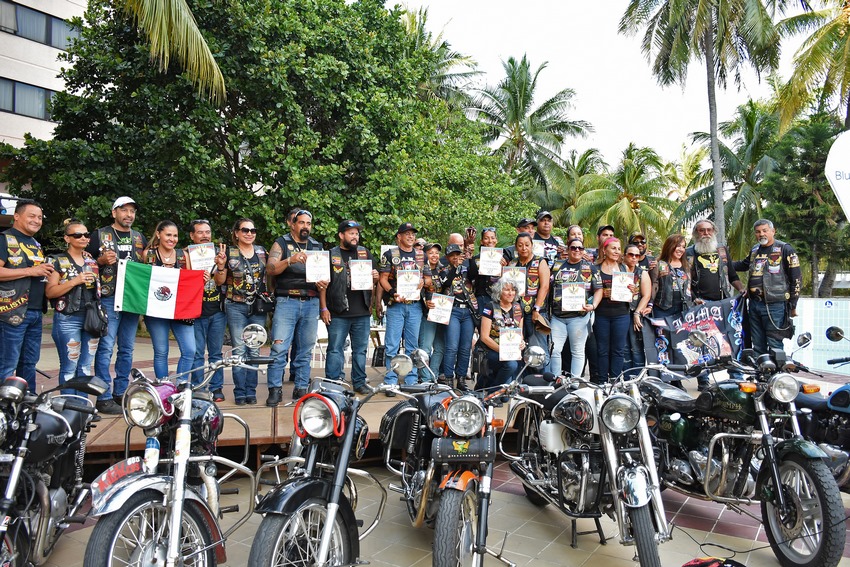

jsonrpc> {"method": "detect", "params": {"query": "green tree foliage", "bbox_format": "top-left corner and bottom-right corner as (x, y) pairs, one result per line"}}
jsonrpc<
(0, 0), (525, 252)
(761, 113), (849, 296)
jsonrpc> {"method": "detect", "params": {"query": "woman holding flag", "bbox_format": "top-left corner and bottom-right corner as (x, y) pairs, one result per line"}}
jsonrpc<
(142, 221), (197, 380)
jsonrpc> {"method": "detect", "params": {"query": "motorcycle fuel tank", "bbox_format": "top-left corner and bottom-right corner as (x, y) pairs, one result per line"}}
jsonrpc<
(695, 382), (755, 423)
(827, 384), (850, 414)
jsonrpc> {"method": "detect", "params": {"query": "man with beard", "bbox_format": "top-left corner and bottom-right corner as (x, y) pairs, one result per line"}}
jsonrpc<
(87, 197), (146, 414)
(628, 231), (658, 273)
(319, 220), (377, 395)
(187, 219), (227, 401)
(686, 220), (743, 303)
(533, 210), (567, 266)
(266, 210), (325, 403)
(0, 200), (52, 393)
(734, 219), (801, 356)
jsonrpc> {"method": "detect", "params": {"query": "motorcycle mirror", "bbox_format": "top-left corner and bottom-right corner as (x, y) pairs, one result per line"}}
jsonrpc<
(0, 376), (27, 402)
(410, 349), (431, 369)
(241, 324), (268, 349)
(523, 346), (546, 368)
(688, 330), (708, 348)
(389, 354), (413, 378)
(796, 332), (812, 348)
(826, 326), (845, 342)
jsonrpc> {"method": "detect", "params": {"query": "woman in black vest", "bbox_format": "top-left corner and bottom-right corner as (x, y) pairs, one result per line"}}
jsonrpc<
(46, 219), (100, 395)
(476, 275), (525, 389)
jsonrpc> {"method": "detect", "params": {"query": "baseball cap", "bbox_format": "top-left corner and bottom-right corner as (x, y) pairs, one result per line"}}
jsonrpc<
(596, 224), (615, 236)
(445, 243), (463, 255)
(516, 218), (537, 228)
(423, 242), (442, 252)
(536, 210), (553, 221)
(415, 237), (427, 247)
(628, 231), (646, 243)
(112, 196), (139, 210)
(397, 222), (418, 235)
(338, 220), (362, 233)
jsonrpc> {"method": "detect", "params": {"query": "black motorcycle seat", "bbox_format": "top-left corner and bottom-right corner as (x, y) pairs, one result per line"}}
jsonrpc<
(795, 392), (829, 412)
(640, 377), (697, 413)
(519, 374), (567, 410)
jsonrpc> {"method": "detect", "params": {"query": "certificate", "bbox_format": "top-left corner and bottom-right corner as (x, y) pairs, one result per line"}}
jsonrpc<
(532, 240), (545, 258)
(186, 243), (216, 272)
(611, 271), (633, 302)
(306, 251), (331, 283)
(349, 259), (373, 290)
(561, 282), (586, 312)
(427, 293), (454, 325)
(396, 269), (421, 301)
(501, 266), (526, 284)
(499, 327), (522, 361)
(478, 247), (503, 276)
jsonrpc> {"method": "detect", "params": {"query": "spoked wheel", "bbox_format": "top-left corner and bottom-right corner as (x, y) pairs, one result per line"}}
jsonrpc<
(0, 519), (29, 567)
(433, 484), (480, 567)
(760, 454), (845, 567)
(83, 489), (214, 567)
(516, 410), (549, 507)
(248, 497), (353, 567)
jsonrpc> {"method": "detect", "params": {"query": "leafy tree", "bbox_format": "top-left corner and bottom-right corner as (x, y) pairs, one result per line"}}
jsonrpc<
(761, 112), (848, 296)
(526, 148), (607, 230)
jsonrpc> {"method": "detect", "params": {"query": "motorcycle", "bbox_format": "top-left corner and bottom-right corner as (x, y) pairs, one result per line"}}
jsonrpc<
(499, 361), (670, 567)
(0, 373), (107, 567)
(83, 324), (273, 567)
(247, 355), (398, 567)
(380, 347), (547, 567)
(793, 325), (850, 488)
(641, 330), (846, 567)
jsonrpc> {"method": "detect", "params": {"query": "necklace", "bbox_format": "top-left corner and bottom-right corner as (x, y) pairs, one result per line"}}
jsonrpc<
(159, 248), (176, 265)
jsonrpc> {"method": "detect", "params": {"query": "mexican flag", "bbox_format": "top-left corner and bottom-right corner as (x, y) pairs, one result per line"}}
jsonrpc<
(114, 260), (204, 319)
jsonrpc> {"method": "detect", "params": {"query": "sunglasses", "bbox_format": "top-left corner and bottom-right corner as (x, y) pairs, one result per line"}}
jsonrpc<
(482, 227), (496, 233)
(569, 245), (584, 251)
(296, 209), (313, 219)
(66, 232), (91, 239)
(626, 252), (640, 257)
(631, 239), (646, 245)
(239, 227), (258, 234)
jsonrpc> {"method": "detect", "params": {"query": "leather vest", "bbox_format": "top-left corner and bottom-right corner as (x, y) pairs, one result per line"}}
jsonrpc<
(654, 260), (693, 311)
(274, 234), (322, 297)
(748, 239), (792, 303)
(686, 245), (733, 299)
(509, 256), (543, 314)
(385, 247), (425, 306)
(438, 263), (478, 313)
(97, 227), (144, 297)
(327, 246), (370, 314)
(550, 259), (593, 317)
(487, 302), (523, 342)
(0, 234), (37, 326)
(225, 245), (267, 301)
(53, 252), (100, 315)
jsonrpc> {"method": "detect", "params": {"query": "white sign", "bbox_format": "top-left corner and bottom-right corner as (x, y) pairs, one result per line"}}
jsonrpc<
(186, 243), (216, 272)
(561, 282), (586, 312)
(427, 293), (454, 325)
(499, 327), (522, 361)
(825, 130), (850, 223)
(396, 269), (421, 301)
(611, 271), (633, 303)
(305, 251), (330, 283)
(478, 247), (503, 276)
(349, 259), (373, 291)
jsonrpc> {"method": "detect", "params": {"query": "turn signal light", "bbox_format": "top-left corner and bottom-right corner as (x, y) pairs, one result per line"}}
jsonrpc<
(491, 419), (505, 429)
(801, 384), (820, 394)
(739, 383), (758, 394)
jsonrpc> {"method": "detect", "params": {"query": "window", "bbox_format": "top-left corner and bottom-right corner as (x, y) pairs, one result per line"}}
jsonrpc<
(0, 77), (55, 121)
(0, 1), (79, 50)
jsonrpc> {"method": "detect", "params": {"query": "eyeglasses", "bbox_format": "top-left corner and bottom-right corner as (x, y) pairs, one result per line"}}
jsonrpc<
(296, 210), (313, 219)
(189, 219), (210, 230)
(239, 227), (258, 234)
(66, 232), (91, 239)
(569, 245), (584, 251)
(626, 252), (640, 257)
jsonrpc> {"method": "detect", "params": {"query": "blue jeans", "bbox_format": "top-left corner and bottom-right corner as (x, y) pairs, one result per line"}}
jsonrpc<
(225, 301), (266, 400)
(268, 297), (319, 389)
(144, 316), (196, 380)
(0, 309), (43, 392)
(418, 318), (444, 381)
(327, 314), (370, 388)
(748, 300), (787, 356)
(550, 314), (589, 377)
(479, 347), (518, 389)
(593, 313), (630, 381)
(443, 305), (475, 379)
(192, 311), (226, 390)
(52, 311), (98, 395)
(384, 302), (421, 385)
(95, 295), (140, 400)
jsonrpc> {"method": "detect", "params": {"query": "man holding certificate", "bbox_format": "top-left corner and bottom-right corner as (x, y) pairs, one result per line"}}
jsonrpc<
(319, 220), (377, 395)
(378, 222), (432, 389)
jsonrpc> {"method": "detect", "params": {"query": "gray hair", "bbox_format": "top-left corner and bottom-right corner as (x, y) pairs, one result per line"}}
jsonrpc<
(490, 274), (525, 303)
(692, 219), (717, 240)
(753, 219), (774, 230)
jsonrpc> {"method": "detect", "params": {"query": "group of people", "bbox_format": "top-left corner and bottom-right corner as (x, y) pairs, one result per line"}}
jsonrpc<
(0, 198), (802, 410)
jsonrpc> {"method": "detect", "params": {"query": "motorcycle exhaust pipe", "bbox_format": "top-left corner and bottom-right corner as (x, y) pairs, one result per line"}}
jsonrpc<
(412, 461), (436, 529)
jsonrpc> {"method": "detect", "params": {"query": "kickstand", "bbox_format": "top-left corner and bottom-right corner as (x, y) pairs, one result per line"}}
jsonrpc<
(570, 518), (607, 548)
(483, 532), (517, 567)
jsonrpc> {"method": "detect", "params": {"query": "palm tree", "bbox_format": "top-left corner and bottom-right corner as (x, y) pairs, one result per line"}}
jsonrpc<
(777, 0), (850, 131)
(572, 144), (676, 239)
(526, 148), (608, 227)
(620, 0), (791, 245)
(120, 0), (225, 102)
(470, 55), (593, 193)
(662, 144), (711, 201)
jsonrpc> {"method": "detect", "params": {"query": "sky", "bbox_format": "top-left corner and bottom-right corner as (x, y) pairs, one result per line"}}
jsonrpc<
(397, 1), (805, 167)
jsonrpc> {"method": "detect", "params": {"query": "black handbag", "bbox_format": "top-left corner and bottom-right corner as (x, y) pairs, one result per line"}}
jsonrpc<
(84, 301), (109, 338)
(371, 345), (386, 367)
(250, 292), (275, 316)
(471, 343), (490, 379)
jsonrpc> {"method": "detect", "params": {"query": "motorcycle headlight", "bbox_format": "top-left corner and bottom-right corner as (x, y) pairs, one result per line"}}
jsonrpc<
(601, 394), (640, 433)
(124, 384), (167, 428)
(296, 395), (341, 439)
(445, 397), (485, 437)
(769, 373), (799, 403)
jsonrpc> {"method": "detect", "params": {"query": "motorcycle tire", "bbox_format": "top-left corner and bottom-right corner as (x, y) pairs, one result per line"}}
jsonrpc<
(628, 504), (661, 567)
(0, 518), (29, 567)
(760, 454), (845, 567)
(433, 484), (479, 567)
(83, 489), (215, 567)
(248, 497), (353, 567)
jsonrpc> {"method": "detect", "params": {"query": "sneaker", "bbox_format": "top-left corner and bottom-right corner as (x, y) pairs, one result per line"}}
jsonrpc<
(246, 397), (257, 405)
(212, 390), (225, 402)
(235, 398), (247, 406)
(384, 388), (397, 398)
(266, 387), (282, 407)
(354, 385), (372, 395)
(292, 388), (307, 400)
(96, 399), (122, 415)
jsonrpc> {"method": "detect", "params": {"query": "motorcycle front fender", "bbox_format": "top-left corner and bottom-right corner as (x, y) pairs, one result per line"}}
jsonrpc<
(775, 437), (827, 460)
(617, 464), (652, 508)
(255, 476), (360, 557)
(439, 469), (479, 492)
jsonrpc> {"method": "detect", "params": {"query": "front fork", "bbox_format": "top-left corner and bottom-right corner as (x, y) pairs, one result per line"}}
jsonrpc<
(0, 423), (33, 539)
(166, 388), (194, 567)
(756, 397), (789, 516)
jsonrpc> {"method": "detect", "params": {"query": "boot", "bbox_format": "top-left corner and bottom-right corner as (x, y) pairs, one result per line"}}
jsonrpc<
(455, 376), (469, 392)
(266, 387), (282, 407)
(437, 374), (449, 386)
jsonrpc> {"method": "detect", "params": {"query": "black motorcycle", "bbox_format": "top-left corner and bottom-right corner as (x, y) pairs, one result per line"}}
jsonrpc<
(0, 374), (107, 566)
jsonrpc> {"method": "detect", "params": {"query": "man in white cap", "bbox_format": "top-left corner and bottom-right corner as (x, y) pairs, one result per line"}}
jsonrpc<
(86, 196), (146, 414)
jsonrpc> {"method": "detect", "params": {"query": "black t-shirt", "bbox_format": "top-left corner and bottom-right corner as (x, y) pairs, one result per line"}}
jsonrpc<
(274, 235), (321, 295)
(0, 228), (46, 311)
(533, 233), (563, 266)
(86, 227), (146, 260)
(592, 269), (630, 317)
(692, 253), (723, 301)
(335, 247), (373, 318)
(379, 247), (431, 293)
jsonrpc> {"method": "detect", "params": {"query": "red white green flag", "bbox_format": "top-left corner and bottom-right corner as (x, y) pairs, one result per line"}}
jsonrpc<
(114, 260), (204, 319)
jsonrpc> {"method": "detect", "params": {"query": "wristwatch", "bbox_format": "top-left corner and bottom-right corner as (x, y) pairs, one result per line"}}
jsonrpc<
(533, 305), (541, 313)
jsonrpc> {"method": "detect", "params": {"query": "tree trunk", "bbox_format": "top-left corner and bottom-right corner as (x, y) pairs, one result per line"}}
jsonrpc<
(811, 242), (819, 299)
(819, 260), (838, 298)
(704, 29), (726, 243)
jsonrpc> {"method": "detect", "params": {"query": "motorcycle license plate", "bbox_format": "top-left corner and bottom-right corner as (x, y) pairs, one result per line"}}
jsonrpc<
(91, 457), (142, 495)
